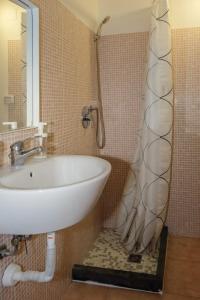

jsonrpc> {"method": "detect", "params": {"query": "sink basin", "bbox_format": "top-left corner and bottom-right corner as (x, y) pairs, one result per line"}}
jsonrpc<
(0, 155), (111, 235)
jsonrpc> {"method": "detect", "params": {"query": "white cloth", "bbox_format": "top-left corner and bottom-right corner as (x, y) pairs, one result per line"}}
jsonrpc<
(115, 0), (173, 254)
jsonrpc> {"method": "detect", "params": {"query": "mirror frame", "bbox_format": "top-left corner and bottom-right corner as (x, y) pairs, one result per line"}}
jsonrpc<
(1, 0), (39, 133)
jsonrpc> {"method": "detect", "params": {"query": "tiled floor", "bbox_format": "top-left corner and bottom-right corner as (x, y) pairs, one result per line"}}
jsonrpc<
(63, 235), (200, 300)
(83, 229), (159, 274)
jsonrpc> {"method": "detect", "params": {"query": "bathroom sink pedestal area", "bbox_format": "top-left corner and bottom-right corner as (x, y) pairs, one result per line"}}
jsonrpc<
(72, 227), (168, 293)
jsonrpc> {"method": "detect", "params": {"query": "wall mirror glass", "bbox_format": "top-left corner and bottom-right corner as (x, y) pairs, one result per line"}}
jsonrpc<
(0, 0), (39, 133)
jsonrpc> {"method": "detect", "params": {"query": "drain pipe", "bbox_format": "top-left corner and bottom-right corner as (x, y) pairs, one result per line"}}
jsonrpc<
(2, 232), (56, 287)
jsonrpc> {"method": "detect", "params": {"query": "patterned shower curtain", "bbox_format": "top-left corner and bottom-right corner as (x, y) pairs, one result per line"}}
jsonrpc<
(115, 0), (173, 254)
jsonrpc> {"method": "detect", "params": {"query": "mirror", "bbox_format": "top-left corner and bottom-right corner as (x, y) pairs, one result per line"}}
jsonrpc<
(0, 0), (39, 133)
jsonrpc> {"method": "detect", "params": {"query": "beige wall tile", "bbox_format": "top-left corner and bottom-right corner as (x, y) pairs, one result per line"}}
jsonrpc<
(1, 1), (200, 299)
(0, 0), (100, 299)
(99, 30), (200, 237)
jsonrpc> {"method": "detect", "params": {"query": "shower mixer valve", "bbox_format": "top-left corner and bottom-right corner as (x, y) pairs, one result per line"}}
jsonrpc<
(81, 106), (91, 128)
(81, 104), (105, 149)
(81, 105), (97, 129)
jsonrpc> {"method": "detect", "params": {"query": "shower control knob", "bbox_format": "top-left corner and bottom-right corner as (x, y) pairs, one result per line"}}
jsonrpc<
(82, 117), (91, 129)
(81, 106), (91, 129)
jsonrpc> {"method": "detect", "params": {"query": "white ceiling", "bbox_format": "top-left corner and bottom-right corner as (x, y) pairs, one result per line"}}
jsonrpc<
(58, 0), (98, 31)
(59, 0), (200, 35)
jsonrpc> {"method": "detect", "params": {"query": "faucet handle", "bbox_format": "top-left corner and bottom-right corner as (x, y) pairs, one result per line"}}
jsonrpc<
(10, 141), (24, 152)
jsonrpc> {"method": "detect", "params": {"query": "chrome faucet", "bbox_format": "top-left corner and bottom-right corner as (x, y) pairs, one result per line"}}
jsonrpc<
(9, 140), (43, 166)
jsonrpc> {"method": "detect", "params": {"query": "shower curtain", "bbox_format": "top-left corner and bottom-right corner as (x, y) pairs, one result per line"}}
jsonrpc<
(115, 0), (173, 254)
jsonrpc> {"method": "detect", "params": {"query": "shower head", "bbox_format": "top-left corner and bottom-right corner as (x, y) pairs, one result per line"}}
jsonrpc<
(95, 16), (111, 41)
(102, 16), (111, 25)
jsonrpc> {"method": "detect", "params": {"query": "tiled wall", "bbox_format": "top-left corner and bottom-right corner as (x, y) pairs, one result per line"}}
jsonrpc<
(99, 32), (148, 227)
(1, 1), (200, 299)
(0, 0), (100, 299)
(167, 28), (200, 236)
(100, 29), (200, 237)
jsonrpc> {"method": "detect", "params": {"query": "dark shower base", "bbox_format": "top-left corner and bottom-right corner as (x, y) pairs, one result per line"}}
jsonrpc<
(72, 227), (168, 293)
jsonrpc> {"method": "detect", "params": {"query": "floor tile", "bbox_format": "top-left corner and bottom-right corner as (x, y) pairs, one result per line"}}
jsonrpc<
(63, 283), (199, 300)
(62, 283), (109, 300)
(82, 229), (158, 274)
(101, 287), (196, 300)
(106, 287), (160, 300)
(163, 295), (198, 300)
(167, 236), (200, 262)
(63, 236), (200, 300)
(164, 258), (200, 298)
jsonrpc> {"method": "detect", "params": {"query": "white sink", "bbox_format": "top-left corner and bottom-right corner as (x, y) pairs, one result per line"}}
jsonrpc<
(0, 155), (111, 235)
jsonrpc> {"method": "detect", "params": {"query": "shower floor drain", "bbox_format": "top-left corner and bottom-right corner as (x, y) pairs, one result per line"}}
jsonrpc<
(72, 226), (168, 293)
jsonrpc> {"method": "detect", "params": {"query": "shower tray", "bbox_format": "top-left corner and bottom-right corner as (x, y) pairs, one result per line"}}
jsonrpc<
(72, 226), (168, 293)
